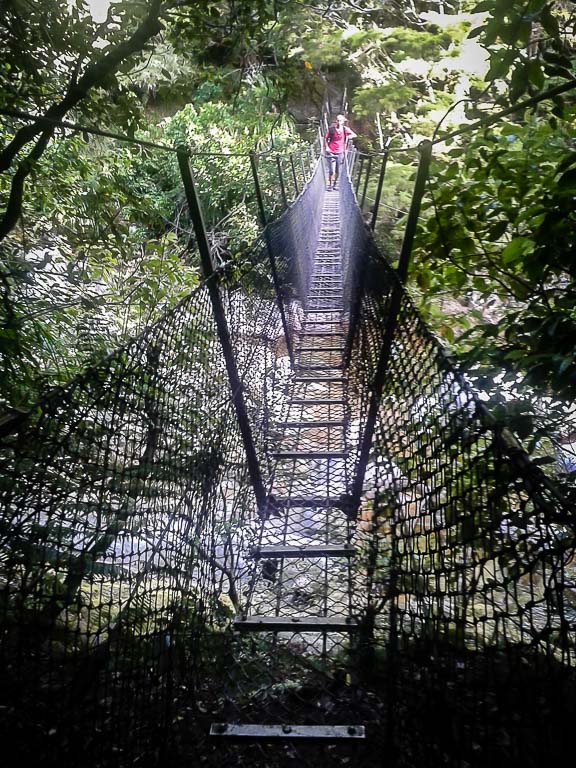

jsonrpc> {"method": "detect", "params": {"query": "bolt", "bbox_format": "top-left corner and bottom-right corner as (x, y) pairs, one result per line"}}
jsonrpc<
(348, 726), (357, 736)
(283, 725), (293, 734)
(214, 724), (228, 734)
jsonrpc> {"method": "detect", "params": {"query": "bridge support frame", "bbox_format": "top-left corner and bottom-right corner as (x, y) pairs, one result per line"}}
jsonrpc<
(397, 139), (432, 282)
(370, 137), (395, 230)
(360, 155), (372, 210)
(349, 140), (433, 510)
(249, 150), (295, 367)
(177, 149), (270, 518)
(289, 153), (299, 195)
(355, 156), (364, 196)
(275, 155), (288, 209)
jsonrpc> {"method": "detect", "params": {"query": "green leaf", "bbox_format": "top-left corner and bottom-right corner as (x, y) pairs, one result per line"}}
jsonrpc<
(509, 63), (529, 101)
(532, 456), (556, 466)
(526, 60), (544, 90)
(540, 5), (560, 38)
(488, 221), (508, 241)
(472, 1), (495, 12)
(556, 151), (576, 174)
(557, 168), (576, 193)
(501, 237), (534, 264)
(542, 50), (571, 67)
(483, 19), (501, 46)
(466, 25), (485, 39)
(487, 50), (515, 81)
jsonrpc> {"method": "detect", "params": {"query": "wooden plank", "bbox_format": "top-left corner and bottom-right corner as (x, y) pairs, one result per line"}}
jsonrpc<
(234, 615), (359, 632)
(250, 545), (355, 559)
(289, 401), (345, 406)
(298, 333), (344, 338)
(271, 451), (348, 459)
(210, 724), (365, 740)
(273, 496), (347, 507)
(296, 365), (343, 371)
(298, 346), (343, 352)
(277, 420), (346, 428)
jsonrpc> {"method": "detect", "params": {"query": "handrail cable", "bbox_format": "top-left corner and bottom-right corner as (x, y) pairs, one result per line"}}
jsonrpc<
(3, 78), (576, 164)
(432, 77), (576, 146)
(0, 106), (265, 158)
(358, 78), (576, 157)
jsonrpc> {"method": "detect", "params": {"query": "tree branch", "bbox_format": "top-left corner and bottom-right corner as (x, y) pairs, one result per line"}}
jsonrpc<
(0, 1), (163, 173)
(0, 1), (165, 243)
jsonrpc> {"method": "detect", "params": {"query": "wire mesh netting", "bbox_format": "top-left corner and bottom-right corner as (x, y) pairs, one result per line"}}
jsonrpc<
(0, 142), (354, 768)
(0, 146), (323, 765)
(344, 155), (576, 767)
(0, 276), (259, 764)
(265, 147), (326, 356)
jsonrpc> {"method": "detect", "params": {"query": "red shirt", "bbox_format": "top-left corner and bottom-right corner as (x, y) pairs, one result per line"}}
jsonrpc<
(325, 125), (352, 153)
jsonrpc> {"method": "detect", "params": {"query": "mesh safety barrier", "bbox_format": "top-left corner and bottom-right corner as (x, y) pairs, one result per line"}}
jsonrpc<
(344, 156), (576, 768)
(0, 277), (261, 765)
(266, 149), (326, 357)
(0, 148), (323, 766)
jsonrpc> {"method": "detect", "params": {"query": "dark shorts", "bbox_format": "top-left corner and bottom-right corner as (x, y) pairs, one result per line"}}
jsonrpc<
(325, 151), (344, 175)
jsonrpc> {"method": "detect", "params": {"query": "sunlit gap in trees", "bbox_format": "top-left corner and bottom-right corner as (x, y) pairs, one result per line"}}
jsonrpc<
(87, 0), (111, 23)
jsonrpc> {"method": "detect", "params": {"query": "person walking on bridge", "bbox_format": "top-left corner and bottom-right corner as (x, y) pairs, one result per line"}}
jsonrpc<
(324, 114), (357, 191)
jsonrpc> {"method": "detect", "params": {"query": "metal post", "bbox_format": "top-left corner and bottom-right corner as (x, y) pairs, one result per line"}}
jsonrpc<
(355, 157), (365, 196)
(289, 153), (299, 195)
(276, 155), (288, 208)
(249, 150), (295, 367)
(347, 145), (357, 178)
(319, 126), (327, 186)
(370, 151), (389, 231)
(300, 153), (306, 185)
(360, 155), (372, 210)
(177, 149), (269, 518)
(396, 139), (432, 284)
(249, 150), (269, 227)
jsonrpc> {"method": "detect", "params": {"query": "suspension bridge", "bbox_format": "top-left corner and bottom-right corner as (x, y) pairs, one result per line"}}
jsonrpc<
(0, 111), (575, 768)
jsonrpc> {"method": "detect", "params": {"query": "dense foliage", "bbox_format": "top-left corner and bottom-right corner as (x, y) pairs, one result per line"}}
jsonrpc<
(408, 1), (576, 481)
(0, 0), (307, 408)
